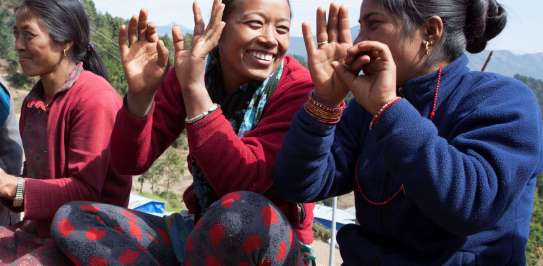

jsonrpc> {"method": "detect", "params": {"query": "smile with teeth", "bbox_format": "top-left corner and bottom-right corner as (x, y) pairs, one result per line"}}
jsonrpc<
(249, 50), (275, 62)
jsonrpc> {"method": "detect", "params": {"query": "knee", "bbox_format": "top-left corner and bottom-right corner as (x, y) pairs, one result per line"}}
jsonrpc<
(50, 201), (93, 239)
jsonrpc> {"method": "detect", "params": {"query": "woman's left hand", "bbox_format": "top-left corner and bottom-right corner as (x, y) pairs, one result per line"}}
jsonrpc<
(333, 41), (398, 114)
(173, 0), (226, 118)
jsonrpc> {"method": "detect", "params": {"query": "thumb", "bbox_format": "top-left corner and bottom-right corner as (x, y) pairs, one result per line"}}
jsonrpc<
(332, 61), (357, 87)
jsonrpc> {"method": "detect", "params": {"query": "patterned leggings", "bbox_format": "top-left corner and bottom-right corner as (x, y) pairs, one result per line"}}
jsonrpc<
(51, 191), (304, 266)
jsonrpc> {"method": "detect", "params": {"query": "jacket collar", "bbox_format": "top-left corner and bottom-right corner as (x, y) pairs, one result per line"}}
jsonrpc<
(401, 54), (470, 114)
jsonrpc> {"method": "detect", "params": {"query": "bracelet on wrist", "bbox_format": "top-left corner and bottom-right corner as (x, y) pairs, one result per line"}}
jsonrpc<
(304, 93), (346, 124)
(369, 97), (402, 129)
(185, 103), (219, 124)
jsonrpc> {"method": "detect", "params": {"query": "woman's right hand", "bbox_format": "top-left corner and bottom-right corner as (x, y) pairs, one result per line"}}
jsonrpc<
(119, 9), (169, 116)
(303, 4), (352, 106)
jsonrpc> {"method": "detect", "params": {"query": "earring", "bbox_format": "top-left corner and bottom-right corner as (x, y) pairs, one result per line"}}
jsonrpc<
(424, 40), (432, 56)
(63, 48), (68, 57)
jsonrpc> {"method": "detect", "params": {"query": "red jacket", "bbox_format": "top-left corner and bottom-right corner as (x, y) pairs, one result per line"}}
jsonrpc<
(111, 56), (315, 243)
(20, 70), (132, 236)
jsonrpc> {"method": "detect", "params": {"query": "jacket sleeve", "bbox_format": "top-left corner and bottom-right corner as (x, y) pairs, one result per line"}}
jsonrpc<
(23, 87), (122, 220)
(274, 100), (368, 202)
(185, 77), (313, 197)
(371, 77), (543, 236)
(110, 68), (186, 175)
(0, 91), (23, 176)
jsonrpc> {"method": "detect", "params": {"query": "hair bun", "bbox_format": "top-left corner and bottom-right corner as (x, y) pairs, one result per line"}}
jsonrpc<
(464, 0), (507, 53)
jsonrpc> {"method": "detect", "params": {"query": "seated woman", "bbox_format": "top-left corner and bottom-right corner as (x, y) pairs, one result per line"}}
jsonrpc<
(51, 0), (314, 265)
(0, 81), (23, 225)
(0, 0), (132, 264)
(275, 0), (542, 265)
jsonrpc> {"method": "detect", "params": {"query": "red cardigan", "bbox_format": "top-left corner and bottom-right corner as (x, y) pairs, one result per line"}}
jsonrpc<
(111, 56), (315, 243)
(20, 71), (132, 236)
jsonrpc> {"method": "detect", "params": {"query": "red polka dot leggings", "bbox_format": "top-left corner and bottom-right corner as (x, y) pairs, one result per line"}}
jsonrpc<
(51, 191), (304, 266)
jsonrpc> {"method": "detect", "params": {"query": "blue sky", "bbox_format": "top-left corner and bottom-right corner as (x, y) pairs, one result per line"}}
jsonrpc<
(93, 0), (541, 54)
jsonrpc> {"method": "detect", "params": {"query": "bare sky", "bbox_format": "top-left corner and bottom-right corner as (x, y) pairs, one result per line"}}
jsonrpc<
(92, 0), (540, 54)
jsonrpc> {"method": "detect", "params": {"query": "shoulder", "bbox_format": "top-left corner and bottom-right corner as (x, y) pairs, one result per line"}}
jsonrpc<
(271, 56), (313, 101)
(454, 71), (539, 116)
(70, 71), (123, 110)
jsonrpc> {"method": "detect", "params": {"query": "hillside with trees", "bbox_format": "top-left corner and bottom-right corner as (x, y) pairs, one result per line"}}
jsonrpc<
(0, 0), (542, 265)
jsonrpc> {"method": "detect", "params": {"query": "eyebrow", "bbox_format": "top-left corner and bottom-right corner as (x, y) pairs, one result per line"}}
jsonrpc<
(359, 12), (384, 24)
(240, 11), (290, 23)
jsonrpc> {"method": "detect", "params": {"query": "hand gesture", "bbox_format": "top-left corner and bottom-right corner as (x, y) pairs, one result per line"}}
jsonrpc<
(172, 0), (225, 92)
(118, 10), (169, 116)
(303, 4), (352, 106)
(333, 41), (398, 114)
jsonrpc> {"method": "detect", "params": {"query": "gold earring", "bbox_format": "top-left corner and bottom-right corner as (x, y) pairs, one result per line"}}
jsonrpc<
(424, 40), (432, 56)
(63, 48), (68, 57)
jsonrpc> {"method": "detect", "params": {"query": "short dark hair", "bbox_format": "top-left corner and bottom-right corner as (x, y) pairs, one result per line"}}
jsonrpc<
(16, 0), (109, 80)
(378, 0), (507, 63)
(221, 0), (292, 20)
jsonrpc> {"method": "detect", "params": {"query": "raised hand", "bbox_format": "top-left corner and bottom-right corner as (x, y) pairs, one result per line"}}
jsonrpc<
(303, 4), (352, 106)
(333, 41), (398, 115)
(172, 0), (225, 118)
(119, 9), (169, 116)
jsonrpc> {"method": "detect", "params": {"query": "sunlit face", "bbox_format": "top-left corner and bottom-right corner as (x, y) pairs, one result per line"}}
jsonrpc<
(13, 8), (65, 77)
(354, 0), (425, 86)
(218, 0), (291, 89)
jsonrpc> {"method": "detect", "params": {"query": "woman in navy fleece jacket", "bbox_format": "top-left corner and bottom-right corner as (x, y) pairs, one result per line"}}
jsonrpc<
(275, 0), (543, 265)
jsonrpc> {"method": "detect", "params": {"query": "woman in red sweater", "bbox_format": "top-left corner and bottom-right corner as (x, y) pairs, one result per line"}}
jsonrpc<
(0, 0), (131, 264)
(51, 0), (315, 265)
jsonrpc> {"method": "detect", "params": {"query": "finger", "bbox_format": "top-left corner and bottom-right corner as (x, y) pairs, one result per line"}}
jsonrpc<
(193, 0), (205, 36)
(327, 3), (339, 43)
(118, 24), (129, 60)
(354, 41), (394, 62)
(137, 9), (148, 41)
(332, 61), (358, 88)
(316, 7), (328, 45)
(146, 22), (158, 42)
(348, 54), (371, 73)
(172, 25), (185, 53)
(206, 0), (224, 32)
(128, 16), (138, 45)
(302, 22), (317, 60)
(338, 5), (352, 44)
(157, 40), (169, 68)
(205, 0), (225, 41)
(199, 21), (226, 57)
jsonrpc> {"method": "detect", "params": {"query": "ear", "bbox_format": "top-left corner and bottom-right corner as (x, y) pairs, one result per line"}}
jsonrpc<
(62, 40), (75, 56)
(424, 16), (444, 44)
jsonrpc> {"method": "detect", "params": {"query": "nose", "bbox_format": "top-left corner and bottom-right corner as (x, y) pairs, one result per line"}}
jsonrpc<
(14, 34), (25, 52)
(354, 29), (368, 44)
(257, 25), (278, 48)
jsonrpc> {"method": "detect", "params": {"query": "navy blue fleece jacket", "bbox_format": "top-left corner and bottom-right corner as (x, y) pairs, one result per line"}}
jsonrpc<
(274, 55), (543, 265)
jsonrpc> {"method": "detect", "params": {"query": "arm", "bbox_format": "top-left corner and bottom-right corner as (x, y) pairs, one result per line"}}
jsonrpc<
(373, 78), (542, 236)
(274, 100), (367, 202)
(111, 69), (186, 174)
(186, 77), (313, 197)
(23, 88), (123, 220)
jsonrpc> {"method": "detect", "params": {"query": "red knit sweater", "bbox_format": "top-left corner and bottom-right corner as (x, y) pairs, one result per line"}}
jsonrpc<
(19, 71), (132, 236)
(111, 56), (315, 243)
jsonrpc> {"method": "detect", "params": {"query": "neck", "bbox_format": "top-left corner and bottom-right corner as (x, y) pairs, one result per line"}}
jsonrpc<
(40, 59), (76, 103)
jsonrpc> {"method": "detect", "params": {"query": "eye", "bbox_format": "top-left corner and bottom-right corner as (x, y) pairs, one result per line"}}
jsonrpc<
(246, 20), (263, 29)
(366, 20), (382, 31)
(276, 25), (290, 34)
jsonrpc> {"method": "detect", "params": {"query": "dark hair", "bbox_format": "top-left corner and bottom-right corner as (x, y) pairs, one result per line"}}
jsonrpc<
(16, 0), (109, 80)
(221, 0), (292, 20)
(378, 0), (507, 63)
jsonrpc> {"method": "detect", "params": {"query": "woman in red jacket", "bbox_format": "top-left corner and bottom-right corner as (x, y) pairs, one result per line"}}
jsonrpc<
(0, 0), (131, 264)
(52, 0), (315, 265)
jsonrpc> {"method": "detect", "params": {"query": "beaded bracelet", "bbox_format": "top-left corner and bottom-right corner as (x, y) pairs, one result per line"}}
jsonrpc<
(304, 93), (346, 124)
(369, 97), (402, 129)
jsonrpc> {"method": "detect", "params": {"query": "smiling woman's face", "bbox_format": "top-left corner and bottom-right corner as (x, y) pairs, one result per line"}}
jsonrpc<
(13, 8), (65, 77)
(218, 0), (291, 90)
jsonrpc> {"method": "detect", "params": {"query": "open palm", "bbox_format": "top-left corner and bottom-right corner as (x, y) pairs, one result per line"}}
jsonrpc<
(304, 4), (352, 106)
(119, 10), (169, 100)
